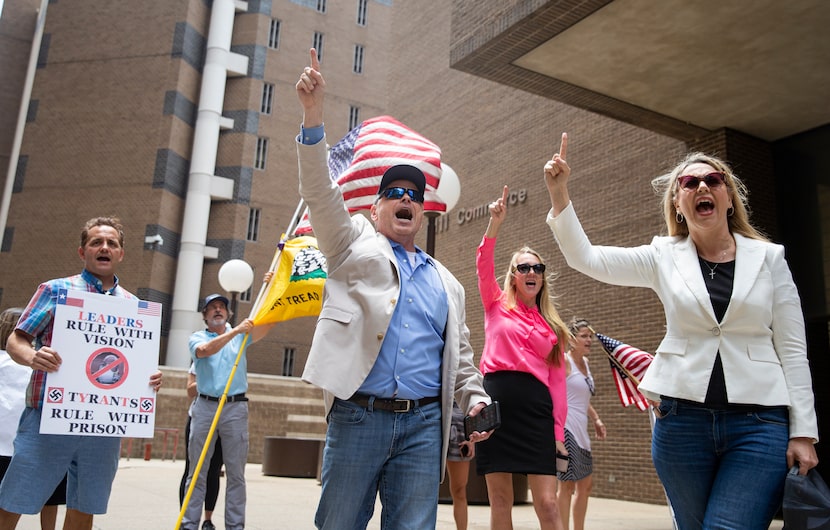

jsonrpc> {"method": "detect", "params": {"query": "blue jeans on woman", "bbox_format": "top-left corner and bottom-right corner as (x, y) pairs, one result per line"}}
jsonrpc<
(315, 398), (442, 529)
(652, 398), (789, 530)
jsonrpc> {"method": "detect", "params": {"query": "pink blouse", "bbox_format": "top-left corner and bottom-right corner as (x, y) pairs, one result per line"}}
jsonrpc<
(476, 236), (567, 441)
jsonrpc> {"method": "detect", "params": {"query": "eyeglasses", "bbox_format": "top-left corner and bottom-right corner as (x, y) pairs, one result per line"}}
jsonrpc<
(379, 187), (424, 203)
(677, 172), (726, 191)
(585, 376), (595, 396)
(514, 263), (546, 275)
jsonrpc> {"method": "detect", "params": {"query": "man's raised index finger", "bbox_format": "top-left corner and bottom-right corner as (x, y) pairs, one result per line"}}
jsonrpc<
(559, 132), (568, 159)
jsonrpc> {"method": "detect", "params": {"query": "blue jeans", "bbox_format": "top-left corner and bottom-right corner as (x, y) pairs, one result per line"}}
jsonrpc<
(652, 398), (789, 530)
(315, 398), (442, 530)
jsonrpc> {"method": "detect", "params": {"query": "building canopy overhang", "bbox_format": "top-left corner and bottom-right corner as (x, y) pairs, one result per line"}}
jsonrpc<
(450, 0), (830, 143)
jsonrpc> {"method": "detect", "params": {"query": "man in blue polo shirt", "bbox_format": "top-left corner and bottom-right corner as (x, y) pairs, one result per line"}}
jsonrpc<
(181, 294), (273, 530)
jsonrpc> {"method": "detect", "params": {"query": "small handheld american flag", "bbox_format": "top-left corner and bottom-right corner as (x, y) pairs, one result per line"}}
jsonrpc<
(595, 333), (653, 411)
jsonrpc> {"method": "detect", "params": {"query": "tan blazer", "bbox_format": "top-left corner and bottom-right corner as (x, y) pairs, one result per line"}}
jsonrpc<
(548, 202), (817, 440)
(297, 139), (490, 473)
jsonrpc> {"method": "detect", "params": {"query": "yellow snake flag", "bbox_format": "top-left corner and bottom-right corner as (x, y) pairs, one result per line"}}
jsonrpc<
(253, 236), (327, 325)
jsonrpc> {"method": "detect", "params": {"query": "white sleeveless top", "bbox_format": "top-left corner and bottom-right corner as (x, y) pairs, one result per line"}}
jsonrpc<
(564, 353), (594, 451)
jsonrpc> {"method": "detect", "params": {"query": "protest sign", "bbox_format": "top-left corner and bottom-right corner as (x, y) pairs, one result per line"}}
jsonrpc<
(40, 289), (161, 438)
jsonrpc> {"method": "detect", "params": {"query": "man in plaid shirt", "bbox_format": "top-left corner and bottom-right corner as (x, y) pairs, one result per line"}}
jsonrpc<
(0, 216), (163, 530)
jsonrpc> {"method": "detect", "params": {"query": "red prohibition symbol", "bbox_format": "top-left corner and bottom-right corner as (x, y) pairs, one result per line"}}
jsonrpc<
(86, 347), (129, 390)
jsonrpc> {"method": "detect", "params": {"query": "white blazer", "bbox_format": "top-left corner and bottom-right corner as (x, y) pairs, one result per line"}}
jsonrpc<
(548, 202), (818, 440)
(296, 138), (490, 474)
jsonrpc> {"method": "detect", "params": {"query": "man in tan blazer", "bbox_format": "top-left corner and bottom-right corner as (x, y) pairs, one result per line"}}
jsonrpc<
(295, 50), (491, 530)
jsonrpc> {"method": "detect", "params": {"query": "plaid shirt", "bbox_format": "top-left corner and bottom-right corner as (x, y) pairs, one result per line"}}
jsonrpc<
(17, 269), (134, 408)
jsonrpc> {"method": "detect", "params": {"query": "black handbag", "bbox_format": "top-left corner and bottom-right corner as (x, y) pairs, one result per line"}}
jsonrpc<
(783, 465), (830, 529)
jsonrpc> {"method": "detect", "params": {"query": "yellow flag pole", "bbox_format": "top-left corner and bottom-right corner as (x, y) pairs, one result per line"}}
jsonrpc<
(174, 199), (307, 529)
(174, 333), (251, 529)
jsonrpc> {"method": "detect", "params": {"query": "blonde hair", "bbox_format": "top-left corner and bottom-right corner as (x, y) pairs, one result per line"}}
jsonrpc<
(0, 308), (23, 350)
(501, 247), (570, 365)
(651, 152), (768, 241)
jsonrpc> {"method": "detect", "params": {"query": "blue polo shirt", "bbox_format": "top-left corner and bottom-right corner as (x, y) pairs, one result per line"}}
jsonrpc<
(189, 324), (248, 397)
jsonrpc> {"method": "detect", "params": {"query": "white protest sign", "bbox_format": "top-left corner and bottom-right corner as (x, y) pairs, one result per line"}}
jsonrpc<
(40, 289), (161, 437)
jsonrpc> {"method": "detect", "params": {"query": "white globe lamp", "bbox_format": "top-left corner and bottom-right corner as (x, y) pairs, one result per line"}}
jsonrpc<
(218, 259), (254, 324)
(436, 163), (461, 212)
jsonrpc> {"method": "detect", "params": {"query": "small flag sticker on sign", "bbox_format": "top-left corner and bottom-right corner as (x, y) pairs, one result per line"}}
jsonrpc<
(137, 300), (161, 317)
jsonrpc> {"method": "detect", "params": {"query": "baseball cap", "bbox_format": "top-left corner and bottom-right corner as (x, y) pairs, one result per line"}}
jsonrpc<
(377, 165), (426, 199)
(202, 293), (230, 312)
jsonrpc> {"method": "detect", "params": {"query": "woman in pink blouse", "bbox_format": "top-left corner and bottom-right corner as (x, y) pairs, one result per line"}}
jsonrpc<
(475, 186), (569, 530)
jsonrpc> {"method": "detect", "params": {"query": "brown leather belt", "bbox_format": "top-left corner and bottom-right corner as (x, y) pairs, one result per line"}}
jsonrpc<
(347, 394), (440, 413)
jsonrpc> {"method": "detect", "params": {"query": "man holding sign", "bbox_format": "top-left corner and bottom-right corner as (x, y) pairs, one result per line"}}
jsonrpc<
(0, 217), (163, 530)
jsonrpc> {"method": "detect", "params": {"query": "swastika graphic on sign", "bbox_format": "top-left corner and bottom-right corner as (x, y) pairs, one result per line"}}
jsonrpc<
(47, 387), (64, 404)
(140, 397), (155, 413)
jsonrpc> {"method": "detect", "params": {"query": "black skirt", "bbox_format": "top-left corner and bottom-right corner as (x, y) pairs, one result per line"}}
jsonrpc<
(475, 371), (557, 475)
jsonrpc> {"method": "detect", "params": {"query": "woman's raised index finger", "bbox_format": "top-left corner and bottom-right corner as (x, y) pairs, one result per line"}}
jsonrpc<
(559, 132), (568, 159)
(310, 48), (320, 71)
(501, 185), (509, 204)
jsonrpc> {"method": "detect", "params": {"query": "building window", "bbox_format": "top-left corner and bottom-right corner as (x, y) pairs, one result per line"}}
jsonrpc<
(239, 284), (252, 303)
(247, 208), (261, 241)
(283, 348), (295, 376)
(353, 44), (364, 74)
(268, 19), (281, 49)
(261, 83), (274, 115)
(349, 106), (360, 130)
(316, 0), (326, 13)
(313, 32), (324, 62)
(255, 137), (268, 170)
(357, 0), (368, 26)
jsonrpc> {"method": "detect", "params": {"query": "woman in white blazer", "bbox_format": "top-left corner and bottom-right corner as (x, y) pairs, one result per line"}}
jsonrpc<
(543, 134), (818, 530)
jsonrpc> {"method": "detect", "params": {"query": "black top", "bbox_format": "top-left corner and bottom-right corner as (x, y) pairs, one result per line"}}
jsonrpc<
(700, 257), (734, 407)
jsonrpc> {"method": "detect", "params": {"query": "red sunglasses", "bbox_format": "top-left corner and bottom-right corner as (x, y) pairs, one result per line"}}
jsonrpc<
(677, 172), (726, 191)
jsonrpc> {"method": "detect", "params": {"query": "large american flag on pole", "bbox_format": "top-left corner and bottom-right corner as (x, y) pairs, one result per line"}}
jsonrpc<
(295, 116), (444, 234)
(595, 333), (654, 411)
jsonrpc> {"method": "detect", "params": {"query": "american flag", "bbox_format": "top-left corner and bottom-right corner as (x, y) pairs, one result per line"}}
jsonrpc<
(137, 300), (161, 317)
(595, 333), (653, 411)
(295, 116), (444, 234)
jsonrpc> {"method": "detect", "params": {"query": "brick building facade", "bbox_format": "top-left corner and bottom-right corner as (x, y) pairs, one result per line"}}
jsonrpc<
(1, 0), (828, 507)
